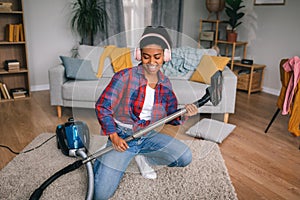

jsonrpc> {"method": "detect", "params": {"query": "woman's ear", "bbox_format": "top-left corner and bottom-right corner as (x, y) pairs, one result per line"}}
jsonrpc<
(135, 47), (142, 61)
(163, 49), (171, 62)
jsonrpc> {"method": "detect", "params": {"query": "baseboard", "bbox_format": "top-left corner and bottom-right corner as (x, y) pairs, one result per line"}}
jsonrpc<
(262, 86), (280, 96)
(30, 84), (49, 92)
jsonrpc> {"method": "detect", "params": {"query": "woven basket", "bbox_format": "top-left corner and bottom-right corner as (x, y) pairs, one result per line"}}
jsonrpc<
(234, 70), (261, 90)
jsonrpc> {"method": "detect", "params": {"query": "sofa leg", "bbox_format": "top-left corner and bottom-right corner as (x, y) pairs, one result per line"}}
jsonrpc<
(57, 106), (62, 118)
(211, 113), (229, 123)
(223, 113), (229, 123)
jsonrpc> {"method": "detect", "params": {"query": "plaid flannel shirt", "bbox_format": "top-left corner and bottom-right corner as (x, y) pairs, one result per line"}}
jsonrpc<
(95, 65), (183, 136)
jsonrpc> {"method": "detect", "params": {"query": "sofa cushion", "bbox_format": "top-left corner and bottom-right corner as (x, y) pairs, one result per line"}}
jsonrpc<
(62, 78), (111, 102)
(59, 56), (97, 80)
(170, 79), (212, 106)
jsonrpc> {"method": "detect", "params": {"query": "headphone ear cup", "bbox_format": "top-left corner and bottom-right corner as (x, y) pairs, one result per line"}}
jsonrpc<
(135, 47), (141, 61)
(164, 49), (171, 62)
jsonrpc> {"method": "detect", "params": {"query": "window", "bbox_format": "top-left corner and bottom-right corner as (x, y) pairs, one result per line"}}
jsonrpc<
(123, 0), (152, 47)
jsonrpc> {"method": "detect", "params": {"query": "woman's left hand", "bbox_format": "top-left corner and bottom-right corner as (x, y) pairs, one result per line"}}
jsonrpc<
(184, 104), (198, 116)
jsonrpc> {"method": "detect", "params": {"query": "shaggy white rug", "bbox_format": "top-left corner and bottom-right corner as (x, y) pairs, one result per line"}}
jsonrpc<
(0, 133), (237, 200)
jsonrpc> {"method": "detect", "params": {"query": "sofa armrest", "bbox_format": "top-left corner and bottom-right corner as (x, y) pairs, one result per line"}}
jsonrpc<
(48, 64), (67, 106)
(220, 66), (237, 113)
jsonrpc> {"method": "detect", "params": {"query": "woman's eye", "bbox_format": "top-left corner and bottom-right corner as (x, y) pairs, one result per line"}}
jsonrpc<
(143, 55), (150, 59)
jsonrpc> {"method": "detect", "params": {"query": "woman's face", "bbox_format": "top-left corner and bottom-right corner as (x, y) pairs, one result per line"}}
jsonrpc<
(141, 44), (164, 75)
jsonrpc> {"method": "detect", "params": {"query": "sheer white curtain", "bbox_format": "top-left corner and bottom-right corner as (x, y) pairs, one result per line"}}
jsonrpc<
(123, 0), (152, 47)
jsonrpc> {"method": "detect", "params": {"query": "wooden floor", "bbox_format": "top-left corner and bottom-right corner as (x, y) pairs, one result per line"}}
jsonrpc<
(0, 90), (299, 200)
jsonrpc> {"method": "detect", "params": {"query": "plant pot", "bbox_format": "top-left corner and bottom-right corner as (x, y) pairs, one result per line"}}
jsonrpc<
(206, 0), (225, 12)
(206, 0), (225, 19)
(227, 31), (237, 42)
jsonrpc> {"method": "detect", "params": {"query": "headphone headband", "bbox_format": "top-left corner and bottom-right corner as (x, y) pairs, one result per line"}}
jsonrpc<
(135, 32), (172, 62)
(138, 33), (171, 51)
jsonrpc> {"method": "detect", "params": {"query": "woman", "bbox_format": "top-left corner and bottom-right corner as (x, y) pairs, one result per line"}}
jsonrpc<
(94, 26), (198, 200)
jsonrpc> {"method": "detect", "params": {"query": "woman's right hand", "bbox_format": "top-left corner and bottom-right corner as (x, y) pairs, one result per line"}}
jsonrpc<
(109, 133), (129, 152)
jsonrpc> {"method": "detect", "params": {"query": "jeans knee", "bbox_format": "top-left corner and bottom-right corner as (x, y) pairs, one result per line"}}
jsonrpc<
(168, 148), (192, 167)
(180, 148), (192, 167)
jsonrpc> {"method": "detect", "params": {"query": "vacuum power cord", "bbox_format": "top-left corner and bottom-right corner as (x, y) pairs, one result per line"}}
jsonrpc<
(0, 135), (56, 155)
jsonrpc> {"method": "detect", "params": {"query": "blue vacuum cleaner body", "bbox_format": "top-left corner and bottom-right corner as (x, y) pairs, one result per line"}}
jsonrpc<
(56, 117), (90, 157)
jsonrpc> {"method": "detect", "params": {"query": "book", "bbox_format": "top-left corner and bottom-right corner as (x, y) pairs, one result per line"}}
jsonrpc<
(13, 93), (26, 99)
(4, 59), (20, 72)
(19, 24), (25, 42)
(10, 87), (27, 99)
(7, 24), (14, 42)
(2, 83), (11, 99)
(13, 24), (20, 42)
(0, 83), (8, 99)
(6, 24), (25, 42)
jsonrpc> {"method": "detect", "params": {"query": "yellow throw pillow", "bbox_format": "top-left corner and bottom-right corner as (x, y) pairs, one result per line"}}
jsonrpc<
(97, 46), (133, 77)
(211, 56), (230, 71)
(110, 47), (133, 73)
(189, 55), (229, 84)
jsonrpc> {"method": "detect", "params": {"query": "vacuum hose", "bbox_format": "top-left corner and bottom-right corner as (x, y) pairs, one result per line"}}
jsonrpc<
(29, 150), (94, 200)
(29, 160), (83, 200)
(76, 150), (94, 200)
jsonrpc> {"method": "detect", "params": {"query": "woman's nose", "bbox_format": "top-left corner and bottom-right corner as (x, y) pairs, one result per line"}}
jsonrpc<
(150, 57), (156, 65)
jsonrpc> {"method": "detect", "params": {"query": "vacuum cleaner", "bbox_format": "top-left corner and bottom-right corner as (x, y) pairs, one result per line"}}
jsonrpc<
(56, 117), (94, 200)
(29, 70), (223, 200)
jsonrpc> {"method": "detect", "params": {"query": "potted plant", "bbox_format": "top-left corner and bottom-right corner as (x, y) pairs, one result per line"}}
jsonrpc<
(224, 0), (245, 42)
(71, 0), (108, 45)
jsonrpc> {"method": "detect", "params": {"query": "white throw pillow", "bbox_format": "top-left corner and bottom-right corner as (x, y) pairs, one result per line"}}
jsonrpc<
(186, 118), (236, 143)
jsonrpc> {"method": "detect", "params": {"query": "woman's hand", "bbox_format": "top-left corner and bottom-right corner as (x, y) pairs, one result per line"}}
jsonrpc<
(184, 104), (198, 116)
(109, 133), (129, 152)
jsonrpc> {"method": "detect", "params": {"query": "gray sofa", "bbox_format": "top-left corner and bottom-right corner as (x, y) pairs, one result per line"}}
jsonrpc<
(49, 45), (237, 122)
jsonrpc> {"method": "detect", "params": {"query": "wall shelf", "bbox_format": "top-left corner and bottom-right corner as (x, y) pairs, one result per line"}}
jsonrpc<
(0, 0), (30, 102)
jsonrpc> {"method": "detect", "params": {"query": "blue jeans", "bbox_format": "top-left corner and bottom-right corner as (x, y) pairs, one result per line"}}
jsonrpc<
(93, 125), (192, 200)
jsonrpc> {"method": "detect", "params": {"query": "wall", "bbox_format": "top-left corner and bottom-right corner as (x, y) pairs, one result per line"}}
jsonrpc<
(23, 0), (78, 91)
(248, 1), (300, 95)
(24, 0), (300, 95)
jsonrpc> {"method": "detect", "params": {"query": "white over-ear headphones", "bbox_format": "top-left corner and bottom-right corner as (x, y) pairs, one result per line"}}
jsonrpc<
(135, 33), (172, 62)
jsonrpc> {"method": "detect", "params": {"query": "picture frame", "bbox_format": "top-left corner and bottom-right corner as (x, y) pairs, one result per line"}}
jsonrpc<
(254, 0), (285, 5)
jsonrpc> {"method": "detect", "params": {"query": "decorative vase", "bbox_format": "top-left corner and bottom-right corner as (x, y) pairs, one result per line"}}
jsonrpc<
(227, 31), (237, 42)
(205, 0), (225, 19)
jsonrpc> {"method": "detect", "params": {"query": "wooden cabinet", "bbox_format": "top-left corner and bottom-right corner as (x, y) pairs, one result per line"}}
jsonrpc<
(233, 62), (266, 96)
(198, 19), (265, 96)
(0, 0), (30, 102)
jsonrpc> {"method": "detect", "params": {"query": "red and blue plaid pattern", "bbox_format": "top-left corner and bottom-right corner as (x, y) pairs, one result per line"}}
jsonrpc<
(95, 65), (182, 135)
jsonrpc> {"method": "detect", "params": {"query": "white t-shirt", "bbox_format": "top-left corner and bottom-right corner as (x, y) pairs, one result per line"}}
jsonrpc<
(139, 85), (155, 120)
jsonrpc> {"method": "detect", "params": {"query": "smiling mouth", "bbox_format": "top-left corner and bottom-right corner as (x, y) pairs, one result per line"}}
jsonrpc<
(146, 64), (159, 72)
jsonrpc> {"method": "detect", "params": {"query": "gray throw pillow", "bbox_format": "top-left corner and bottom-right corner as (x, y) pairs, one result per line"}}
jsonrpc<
(186, 118), (236, 143)
(60, 56), (97, 80)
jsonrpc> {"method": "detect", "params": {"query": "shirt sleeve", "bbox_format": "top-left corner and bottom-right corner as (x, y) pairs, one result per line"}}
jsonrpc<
(166, 90), (184, 126)
(95, 71), (126, 135)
